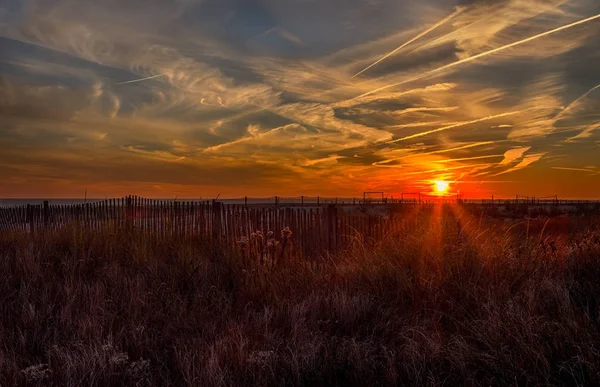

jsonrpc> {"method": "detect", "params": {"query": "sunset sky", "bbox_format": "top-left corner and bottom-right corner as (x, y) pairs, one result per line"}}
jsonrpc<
(1, 0), (599, 199)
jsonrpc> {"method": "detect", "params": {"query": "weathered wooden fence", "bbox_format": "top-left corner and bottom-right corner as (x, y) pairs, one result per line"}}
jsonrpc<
(0, 196), (423, 256)
(3, 196), (599, 256)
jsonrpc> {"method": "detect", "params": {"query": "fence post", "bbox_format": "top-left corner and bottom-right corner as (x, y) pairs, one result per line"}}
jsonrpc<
(212, 200), (222, 245)
(126, 196), (133, 227)
(327, 204), (338, 253)
(327, 204), (332, 252)
(27, 204), (34, 234)
(174, 201), (180, 235)
(43, 201), (49, 228)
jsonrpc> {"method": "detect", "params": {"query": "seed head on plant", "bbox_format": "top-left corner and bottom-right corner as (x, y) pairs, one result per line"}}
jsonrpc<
(281, 227), (292, 239)
(126, 358), (151, 382)
(21, 364), (51, 383)
(109, 352), (129, 366)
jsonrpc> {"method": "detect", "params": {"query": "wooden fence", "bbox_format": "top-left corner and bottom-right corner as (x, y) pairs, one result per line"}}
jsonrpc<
(2, 196), (600, 257)
(0, 196), (421, 257)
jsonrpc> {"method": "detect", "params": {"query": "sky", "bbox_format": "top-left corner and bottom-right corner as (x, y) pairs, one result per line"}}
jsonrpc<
(0, 0), (599, 199)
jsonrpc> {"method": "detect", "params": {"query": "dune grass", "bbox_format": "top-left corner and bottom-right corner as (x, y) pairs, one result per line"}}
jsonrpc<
(1, 212), (600, 386)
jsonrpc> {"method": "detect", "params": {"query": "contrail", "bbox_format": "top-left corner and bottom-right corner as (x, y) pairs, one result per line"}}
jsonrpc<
(353, 12), (600, 100)
(403, 164), (488, 176)
(551, 166), (596, 173)
(245, 26), (280, 45)
(423, 141), (496, 154)
(555, 83), (600, 121)
(352, 7), (465, 79)
(388, 110), (524, 143)
(117, 72), (169, 85)
(333, 83), (456, 108)
(386, 120), (457, 129)
(432, 154), (504, 163)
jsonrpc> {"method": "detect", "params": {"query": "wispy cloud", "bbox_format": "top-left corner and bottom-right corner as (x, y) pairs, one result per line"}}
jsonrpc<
(1, 0), (600, 197)
(500, 146), (531, 165)
(494, 153), (546, 176)
(565, 122), (600, 142)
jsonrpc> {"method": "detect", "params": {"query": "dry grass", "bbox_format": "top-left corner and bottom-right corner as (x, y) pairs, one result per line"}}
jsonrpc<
(1, 211), (600, 386)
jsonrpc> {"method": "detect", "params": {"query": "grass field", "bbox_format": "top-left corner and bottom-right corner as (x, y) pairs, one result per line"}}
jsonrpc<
(1, 210), (600, 386)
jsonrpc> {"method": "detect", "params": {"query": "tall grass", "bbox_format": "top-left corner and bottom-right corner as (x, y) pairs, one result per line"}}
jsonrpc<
(1, 212), (600, 386)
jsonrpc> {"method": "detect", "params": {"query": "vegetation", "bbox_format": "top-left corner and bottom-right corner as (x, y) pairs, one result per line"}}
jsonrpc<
(1, 210), (600, 386)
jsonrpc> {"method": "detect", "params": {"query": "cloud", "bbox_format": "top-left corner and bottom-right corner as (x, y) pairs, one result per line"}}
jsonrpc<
(565, 122), (600, 142)
(499, 146), (531, 165)
(494, 152), (546, 175)
(1, 0), (600, 197)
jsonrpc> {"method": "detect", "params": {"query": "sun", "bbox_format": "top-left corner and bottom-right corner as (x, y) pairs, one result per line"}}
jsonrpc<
(434, 180), (449, 194)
